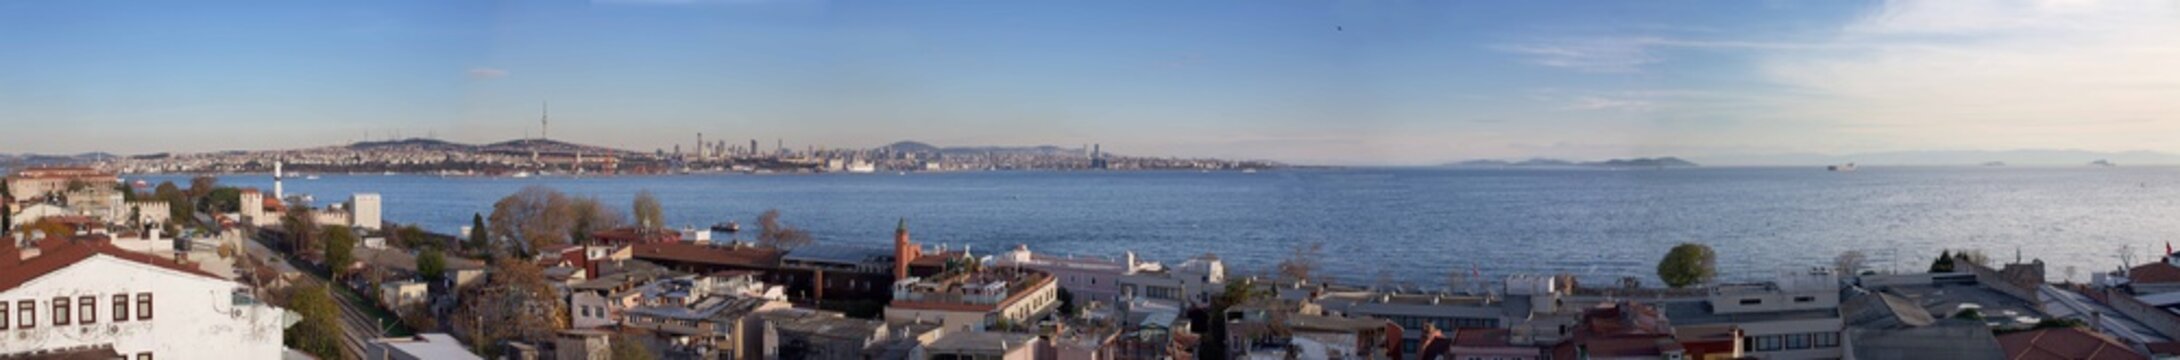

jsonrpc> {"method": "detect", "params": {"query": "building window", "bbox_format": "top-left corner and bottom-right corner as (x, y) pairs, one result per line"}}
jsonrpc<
(1, 301), (9, 330)
(1755, 335), (1782, 351)
(78, 296), (95, 325)
(15, 300), (30, 329)
(1738, 298), (1762, 305)
(53, 297), (69, 326)
(137, 293), (152, 320)
(1786, 333), (1811, 349)
(1793, 296), (1816, 303)
(1815, 332), (1840, 348)
(113, 295), (129, 322)
(138, 353), (152, 360)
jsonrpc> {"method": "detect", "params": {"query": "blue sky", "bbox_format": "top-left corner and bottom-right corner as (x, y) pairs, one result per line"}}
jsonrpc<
(3, 0), (2176, 165)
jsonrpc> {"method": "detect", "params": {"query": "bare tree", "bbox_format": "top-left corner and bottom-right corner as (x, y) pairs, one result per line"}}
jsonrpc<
(756, 209), (813, 250)
(489, 185), (576, 254)
(1276, 242), (1323, 284)
(2119, 245), (2138, 268)
(1834, 250), (1868, 275)
(454, 258), (569, 357)
(632, 190), (664, 229)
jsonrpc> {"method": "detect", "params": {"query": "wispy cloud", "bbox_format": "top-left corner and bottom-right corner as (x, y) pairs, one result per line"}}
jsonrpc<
(1496, 37), (1844, 73)
(1758, 0), (2180, 152)
(1493, 40), (1657, 73)
(467, 67), (509, 80)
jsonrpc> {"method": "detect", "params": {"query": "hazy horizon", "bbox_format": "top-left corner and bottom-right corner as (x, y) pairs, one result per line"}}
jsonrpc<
(4, 0), (2178, 166)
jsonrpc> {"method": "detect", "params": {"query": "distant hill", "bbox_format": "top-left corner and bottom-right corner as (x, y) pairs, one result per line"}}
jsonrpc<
(880, 141), (942, 153)
(1447, 157), (1698, 169)
(1698, 149), (2180, 167)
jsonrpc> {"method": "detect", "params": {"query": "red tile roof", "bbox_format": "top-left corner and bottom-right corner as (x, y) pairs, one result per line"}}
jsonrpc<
(0, 237), (223, 292)
(2129, 263), (2180, 284)
(1998, 327), (2148, 360)
(630, 242), (781, 268)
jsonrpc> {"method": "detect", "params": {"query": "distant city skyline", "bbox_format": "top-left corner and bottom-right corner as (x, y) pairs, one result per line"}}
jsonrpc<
(3, 0), (2177, 165)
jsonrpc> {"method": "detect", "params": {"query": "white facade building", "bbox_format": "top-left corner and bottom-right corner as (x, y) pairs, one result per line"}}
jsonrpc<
(350, 193), (381, 231)
(0, 241), (296, 359)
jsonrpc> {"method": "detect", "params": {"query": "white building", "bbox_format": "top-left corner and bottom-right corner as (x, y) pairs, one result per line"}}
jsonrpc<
(367, 333), (483, 360)
(1117, 253), (1225, 306)
(1662, 269), (1845, 360)
(884, 267), (1061, 332)
(350, 193), (381, 231)
(8, 203), (74, 227)
(0, 239), (297, 359)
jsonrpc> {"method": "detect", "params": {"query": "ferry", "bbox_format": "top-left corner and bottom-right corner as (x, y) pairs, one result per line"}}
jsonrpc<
(1827, 163), (1856, 172)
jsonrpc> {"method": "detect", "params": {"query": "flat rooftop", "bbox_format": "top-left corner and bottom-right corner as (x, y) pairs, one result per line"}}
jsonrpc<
(1871, 282), (2046, 328)
(1660, 300), (1839, 325)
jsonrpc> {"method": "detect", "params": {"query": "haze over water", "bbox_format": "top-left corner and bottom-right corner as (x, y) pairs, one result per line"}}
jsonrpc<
(153, 166), (2180, 288)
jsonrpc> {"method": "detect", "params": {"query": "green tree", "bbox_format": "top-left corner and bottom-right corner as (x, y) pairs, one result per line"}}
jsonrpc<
(396, 224), (431, 250)
(468, 213), (489, 253)
(205, 187), (243, 213)
(283, 282), (345, 360)
(1930, 250), (1956, 273)
(1656, 243), (1717, 288)
(152, 181), (182, 203)
(281, 206), (319, 254)
(417, 247), (447, 282)
(632, 189), (664, 229)
(324, 225), (358, 279)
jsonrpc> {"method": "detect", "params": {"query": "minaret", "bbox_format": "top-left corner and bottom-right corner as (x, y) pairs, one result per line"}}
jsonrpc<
(273, 161), (284, 201)
(894, 218), (919, 281)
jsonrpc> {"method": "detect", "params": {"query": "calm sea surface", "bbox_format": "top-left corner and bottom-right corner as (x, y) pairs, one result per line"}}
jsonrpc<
(144, 167), (2180, 287)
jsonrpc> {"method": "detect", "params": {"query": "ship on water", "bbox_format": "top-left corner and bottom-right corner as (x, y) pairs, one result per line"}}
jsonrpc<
(1827, 163), (1856, 172)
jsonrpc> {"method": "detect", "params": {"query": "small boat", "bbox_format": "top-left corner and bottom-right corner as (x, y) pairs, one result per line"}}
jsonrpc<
(130, 179), (149, 188)
(711, 221), (741, 233)
(1827, 163), (1856, 172)
(511, 171), (533, 178)
(2091, 159), (2117, 167)
(305, 175), (321, 180)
